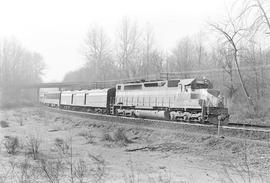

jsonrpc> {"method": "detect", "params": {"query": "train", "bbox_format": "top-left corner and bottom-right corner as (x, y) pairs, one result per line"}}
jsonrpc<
(39, 78), (229, 125)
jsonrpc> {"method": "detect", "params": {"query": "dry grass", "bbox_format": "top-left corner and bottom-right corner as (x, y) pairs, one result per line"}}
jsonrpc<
(123, 160), (174, 183)
(78, 130), (95, 144)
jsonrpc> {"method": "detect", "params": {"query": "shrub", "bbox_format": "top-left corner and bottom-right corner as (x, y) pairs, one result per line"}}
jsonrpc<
(113, 128), (132, 146)
(25, 136), (41, 160)
(16, 157), (40, 183)
(88, 153), (106, 182)
(74, 159), (88, 183)
(101, 131), (114, 142)
(205, 137), (221, 148)
(78, 130), (95, 144)
(101, 128), (132, 146)
(0, 120), (9, 128)
(3, 136), (20, 154)
(54, 138), (70, 155)
(39, 158), (64, 183)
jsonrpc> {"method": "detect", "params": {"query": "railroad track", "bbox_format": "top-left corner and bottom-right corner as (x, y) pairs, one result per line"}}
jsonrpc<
(228, 123), (270, 131)
(44, 107), (270, 140)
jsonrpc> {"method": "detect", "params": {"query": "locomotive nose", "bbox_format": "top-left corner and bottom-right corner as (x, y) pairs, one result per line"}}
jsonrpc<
(206, 89), (225, 107)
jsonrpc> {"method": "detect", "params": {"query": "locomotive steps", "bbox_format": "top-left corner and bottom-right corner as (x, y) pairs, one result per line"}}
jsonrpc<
(45, 106), (270, 142)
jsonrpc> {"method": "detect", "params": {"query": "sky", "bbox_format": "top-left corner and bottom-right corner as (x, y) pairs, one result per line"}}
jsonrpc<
(0, 0), (236, 82)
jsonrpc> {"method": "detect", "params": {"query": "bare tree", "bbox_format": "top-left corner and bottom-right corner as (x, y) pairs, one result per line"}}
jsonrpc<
(168, 37), (196, 78)
(194, 31), (206, 68)
(142, 24), (154, 79)
(117, 17), (142, 79)
(238, 0), (270, 35)
(0, 39), (25, 87)
(0, 38), (45, 106)
(149, 50), (164, 75)
(215, 46), (237, 98)
(210, 15), (255, 108)
(84, 26), (113, 81)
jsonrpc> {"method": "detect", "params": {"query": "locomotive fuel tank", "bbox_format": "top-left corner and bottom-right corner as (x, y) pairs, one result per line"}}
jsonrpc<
(134, 110), (169, 120)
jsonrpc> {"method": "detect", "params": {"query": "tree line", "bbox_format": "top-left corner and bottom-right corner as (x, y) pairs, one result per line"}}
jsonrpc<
(0, 38), (45, 106)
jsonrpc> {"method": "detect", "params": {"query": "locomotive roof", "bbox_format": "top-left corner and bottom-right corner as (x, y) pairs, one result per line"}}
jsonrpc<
(84, 88), (110, 93)
(178, 78), (196, 86)
(61, 88), (110, 94)
(119, 78), (198, 86)
(41, 90), (61, 94)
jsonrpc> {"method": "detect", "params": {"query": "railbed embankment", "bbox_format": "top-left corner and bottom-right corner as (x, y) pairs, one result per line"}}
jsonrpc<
(45, 107), (270, 141)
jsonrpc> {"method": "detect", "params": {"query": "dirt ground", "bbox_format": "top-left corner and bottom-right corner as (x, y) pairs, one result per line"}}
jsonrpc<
(0, 106), (270, 183)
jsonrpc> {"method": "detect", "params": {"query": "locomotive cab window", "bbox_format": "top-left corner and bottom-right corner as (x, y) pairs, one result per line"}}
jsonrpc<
(168, 80), (180, 87)
(191, 80), (213, 90)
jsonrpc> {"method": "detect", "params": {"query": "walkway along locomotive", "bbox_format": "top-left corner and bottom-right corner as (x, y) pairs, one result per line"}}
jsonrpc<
(40, 78), (229, 125)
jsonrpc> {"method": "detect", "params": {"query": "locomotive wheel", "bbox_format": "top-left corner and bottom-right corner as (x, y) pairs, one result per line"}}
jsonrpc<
(183, 115), (189, 122)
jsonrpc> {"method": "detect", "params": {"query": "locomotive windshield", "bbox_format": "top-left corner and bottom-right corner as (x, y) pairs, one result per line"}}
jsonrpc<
(191, 79), (213, 89)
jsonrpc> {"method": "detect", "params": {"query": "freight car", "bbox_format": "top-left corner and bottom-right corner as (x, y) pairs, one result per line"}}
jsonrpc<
(39, 78), (229, 124)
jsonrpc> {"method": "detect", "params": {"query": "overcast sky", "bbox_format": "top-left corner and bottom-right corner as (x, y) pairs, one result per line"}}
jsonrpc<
(0, 0), (236, 82)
